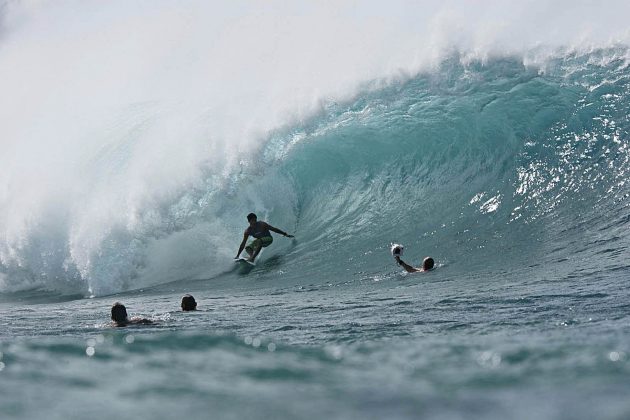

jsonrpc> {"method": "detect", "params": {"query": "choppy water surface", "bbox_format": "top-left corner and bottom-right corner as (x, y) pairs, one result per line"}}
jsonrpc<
(1, 264), (630, 419)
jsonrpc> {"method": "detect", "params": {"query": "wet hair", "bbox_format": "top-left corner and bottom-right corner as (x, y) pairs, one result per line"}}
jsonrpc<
(181, 294), (197, 311)
(111, 302), (128, 324)
(423, 257), (435, 271)
(247, 213), (257, 222)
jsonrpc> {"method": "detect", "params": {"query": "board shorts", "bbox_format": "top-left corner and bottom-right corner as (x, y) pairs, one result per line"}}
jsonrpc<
(245, 236), (273, 254)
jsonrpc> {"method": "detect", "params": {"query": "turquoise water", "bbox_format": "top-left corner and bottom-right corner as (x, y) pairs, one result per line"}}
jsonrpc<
(2, 8), (630, 418)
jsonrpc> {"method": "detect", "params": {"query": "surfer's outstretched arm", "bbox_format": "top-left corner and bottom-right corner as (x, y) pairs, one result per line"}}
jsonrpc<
(235, 232), (249, 259)
(395, 256), (421, 273)
(266, 223), (294, 238)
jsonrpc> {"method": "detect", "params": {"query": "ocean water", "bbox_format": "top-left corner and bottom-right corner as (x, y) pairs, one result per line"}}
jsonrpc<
(2, 2), (630, 419)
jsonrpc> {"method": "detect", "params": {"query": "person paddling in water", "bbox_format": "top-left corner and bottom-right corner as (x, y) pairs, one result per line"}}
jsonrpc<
(395, 255), (434, 273)
(235, 213), (294, 262)
(391, 244), (434, 273)
(110, 302), (153, 327)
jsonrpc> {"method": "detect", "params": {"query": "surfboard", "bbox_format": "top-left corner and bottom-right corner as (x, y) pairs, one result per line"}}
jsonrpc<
(235, 258), (255, 267)
(234, 248), (263, 273)
(234, 257), (256, 275)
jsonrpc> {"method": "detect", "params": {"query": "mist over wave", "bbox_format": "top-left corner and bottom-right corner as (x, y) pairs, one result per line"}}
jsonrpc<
(1, 1), (629, 296)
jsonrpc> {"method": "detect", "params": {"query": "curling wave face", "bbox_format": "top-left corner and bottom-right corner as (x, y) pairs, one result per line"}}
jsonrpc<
(267, 47), (630, 283)
(1, 48), (630, 296)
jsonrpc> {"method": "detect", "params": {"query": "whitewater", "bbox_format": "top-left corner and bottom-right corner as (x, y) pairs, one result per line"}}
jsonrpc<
(1, 1), (630, 419)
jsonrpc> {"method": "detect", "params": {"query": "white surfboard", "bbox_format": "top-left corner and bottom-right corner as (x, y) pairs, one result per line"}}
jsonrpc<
(235, 258), (256, 267)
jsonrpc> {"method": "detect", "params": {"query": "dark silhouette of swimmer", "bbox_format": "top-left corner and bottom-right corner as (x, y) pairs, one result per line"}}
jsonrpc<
(235, 213), (294, 262)
(395, 255), (434, 273)
(181, 294), (197, 311)
(110, 302), (153, 327)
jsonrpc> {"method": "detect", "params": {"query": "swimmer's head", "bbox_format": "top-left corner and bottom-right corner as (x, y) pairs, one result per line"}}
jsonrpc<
(111, 302), (128, 324)
(423, 257), (435, 271)
(181, 294), (197, 311)
(247, 213), (257, 222)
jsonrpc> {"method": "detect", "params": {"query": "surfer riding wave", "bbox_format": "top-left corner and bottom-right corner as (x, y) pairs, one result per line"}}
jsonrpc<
(235, 213), (294, 262)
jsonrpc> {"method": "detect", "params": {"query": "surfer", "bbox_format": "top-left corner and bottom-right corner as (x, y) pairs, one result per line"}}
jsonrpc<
(110, 302), (153, 327)
(395, 255), (434, 273)
(235, 213), (294, 262)
(181, 294), (197, 311)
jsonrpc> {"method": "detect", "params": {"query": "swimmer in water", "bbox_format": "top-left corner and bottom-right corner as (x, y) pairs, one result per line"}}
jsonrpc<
(181, 294), (197, 311)
(395, 255), (434, 273)
(110, 302), (153, 327)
